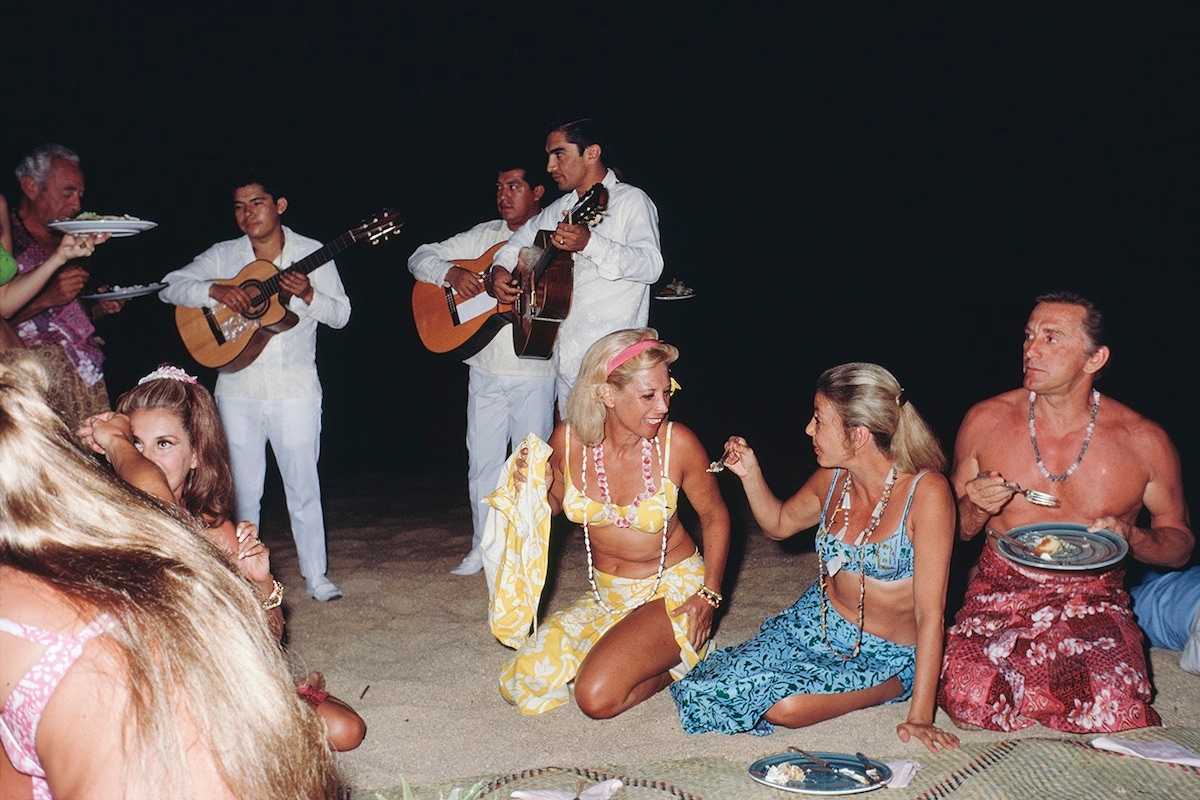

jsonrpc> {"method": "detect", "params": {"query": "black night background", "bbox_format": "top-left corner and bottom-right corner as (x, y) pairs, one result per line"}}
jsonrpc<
(3, 6), (1196, 562)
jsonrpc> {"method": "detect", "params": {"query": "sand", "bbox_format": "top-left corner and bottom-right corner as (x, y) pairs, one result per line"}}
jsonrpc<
(265, 470), (1200, 791)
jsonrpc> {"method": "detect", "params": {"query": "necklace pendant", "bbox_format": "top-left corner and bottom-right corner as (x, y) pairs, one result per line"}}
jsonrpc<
(825, 554), (844, 577)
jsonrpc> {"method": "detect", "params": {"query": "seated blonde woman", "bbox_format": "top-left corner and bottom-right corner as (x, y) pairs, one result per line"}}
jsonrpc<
(499, 328), (730, 718)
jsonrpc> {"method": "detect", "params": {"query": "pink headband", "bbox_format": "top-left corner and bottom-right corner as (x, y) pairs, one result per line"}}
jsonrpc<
(606, 339), (659, 375)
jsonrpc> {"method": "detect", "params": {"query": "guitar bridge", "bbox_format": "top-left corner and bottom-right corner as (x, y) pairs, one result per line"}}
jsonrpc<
(203, 307), (226, 345)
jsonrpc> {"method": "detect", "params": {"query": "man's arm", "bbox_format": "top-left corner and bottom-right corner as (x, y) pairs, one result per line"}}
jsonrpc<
(579, 187), (663, 284)
(950, 403), (994, 540)
(285, 260), (351, 329)
(159, 245), (234, 309)
(408, 221), (504, 299)
(1092, 422), (1193, 568)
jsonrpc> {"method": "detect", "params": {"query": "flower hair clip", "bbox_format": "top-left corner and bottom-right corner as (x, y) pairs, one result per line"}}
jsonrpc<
(138, 365), (198, 385)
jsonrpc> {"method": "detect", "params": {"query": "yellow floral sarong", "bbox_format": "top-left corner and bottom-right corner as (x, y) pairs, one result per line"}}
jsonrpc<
(499, 552), (708, 714)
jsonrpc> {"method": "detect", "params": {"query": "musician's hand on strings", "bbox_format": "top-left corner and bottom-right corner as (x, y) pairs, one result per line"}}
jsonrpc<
(552, 221), (589, 252)
(279, 270), (314, 304)
(210, 282), (255, 314)
(447, 266), (485, 299)
(489, 265), (519, 304)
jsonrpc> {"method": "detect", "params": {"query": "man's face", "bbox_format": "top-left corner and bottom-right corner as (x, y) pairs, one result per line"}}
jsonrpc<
(233, 184), (286, 240)
(545, 131), (592, 193)
(25, 158), (85, 225)
(496, 169), (543, 229)
(1022, 302), (1095, 393)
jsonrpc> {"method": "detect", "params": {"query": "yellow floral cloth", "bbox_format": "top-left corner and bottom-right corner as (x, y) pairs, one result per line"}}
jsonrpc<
(499, 552), (709, 715)
(482, 433), (554, 648)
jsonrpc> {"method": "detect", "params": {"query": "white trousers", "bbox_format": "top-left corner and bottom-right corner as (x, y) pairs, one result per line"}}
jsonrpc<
(466, 367), (555, 548)
(217, 394), (328, 581)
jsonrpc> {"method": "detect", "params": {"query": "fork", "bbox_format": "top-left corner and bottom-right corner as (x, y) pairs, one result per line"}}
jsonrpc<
(706, 452), (731, 473)
(1002, 482), (1060, 507)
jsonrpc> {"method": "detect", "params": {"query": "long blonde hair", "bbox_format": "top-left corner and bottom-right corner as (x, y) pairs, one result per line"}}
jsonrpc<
(0, 359), (338, 799)
(815, 362), (946, 473)
(565, 328), (679, 444)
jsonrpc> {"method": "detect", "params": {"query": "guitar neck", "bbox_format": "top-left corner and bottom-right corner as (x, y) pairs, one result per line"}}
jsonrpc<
(257, 230), (359, 298)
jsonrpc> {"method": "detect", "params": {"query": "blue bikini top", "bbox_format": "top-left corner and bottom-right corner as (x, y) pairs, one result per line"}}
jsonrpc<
(816, 468), (926, 581)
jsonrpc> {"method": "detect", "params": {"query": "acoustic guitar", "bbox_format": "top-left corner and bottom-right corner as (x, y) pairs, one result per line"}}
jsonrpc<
(511, 183), (608, 359)
(411, 241), (511, 357)
(175, 208), (403, 372)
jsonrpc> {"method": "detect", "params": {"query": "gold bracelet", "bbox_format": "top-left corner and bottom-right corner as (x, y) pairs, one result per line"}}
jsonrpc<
(697, 585), (722, 609)
(261, 579), (284, 611)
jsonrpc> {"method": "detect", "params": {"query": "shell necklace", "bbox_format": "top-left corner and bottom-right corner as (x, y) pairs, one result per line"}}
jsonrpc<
(581, 436), (669, 613)
(1028, 389), (1100, 482)
(817, 467), (896, 661)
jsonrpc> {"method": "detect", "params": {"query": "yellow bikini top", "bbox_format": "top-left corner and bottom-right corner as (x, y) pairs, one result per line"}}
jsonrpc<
(562, 423), (678, 533)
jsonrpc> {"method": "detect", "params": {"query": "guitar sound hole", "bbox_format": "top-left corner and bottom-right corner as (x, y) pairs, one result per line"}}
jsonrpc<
(238, 280), (270, 319)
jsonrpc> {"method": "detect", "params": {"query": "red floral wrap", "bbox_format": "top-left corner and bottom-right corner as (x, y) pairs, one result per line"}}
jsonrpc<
(938, 545), (1159, 733)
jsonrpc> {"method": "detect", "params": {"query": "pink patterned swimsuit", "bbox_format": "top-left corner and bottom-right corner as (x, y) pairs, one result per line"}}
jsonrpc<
(1, 616), (111, 800)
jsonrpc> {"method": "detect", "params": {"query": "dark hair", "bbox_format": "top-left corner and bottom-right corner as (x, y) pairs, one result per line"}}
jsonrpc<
(498, 160), (549, 194)
(546, 117), (609, 159)
(1034, 290), (1105, 354)
(116, 372), (236, 525)
(231, 168), (285, 202)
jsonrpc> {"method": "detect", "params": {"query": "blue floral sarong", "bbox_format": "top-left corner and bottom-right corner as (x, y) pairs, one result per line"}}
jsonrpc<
(670, 582), (915, 735)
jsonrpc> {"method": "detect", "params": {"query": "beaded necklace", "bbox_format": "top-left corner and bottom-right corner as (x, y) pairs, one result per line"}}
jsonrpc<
(581, 435), (669, 613)
(1028, 389), (1100, 482)
(817, 467), (896, 661)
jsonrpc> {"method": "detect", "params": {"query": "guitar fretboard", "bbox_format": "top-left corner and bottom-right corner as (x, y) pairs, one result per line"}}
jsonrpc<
(250, 229), (362, 305)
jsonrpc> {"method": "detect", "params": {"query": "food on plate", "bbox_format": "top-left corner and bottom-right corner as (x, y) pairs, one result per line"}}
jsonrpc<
(73, 212), (143, 221)
(657, 277), (695, 297)
(765, 762), (808, 785)
(1034, 534), (1065, 560)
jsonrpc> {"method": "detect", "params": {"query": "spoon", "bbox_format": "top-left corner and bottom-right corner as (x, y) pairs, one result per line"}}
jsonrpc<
(1002, 482), (1060, 507)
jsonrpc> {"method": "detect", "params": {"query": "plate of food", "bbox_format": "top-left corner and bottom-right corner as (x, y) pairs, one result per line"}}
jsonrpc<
(49, 213), (157, 237)
(748, 751), (890, 794)
(79, 283), (167, 301)
(993, 522), (1128, 571)
(654, 277), (696, 300)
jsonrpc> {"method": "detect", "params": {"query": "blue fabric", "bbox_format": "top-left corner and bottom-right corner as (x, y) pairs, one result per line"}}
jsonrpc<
(670, 583), (915, 735)
(1131, 566), (1200, 651)
(670, 469), (928, 736)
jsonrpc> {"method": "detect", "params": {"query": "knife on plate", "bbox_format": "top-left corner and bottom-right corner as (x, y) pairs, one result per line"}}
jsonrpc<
(855, 752), (882, 782)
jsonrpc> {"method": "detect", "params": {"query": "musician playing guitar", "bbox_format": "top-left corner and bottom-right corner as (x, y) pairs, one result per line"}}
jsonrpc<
(408, 161), (556, 576)
(159, 174), (350, 602)
(489, 117), (664, 413)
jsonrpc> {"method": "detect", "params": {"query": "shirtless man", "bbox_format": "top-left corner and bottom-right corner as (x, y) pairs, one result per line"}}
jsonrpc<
(938, 290), (1193, 733)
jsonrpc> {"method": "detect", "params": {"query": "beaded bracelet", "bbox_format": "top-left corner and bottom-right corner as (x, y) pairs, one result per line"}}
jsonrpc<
(261, 579), (284, 610)
(697, 585), (722, 609)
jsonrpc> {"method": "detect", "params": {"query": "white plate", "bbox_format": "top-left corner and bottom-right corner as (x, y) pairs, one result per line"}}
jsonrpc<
(79, 283), (166, 301)
(654, 292), (697, 301)
(994, 522), (1128, 571)
(749, 751), (890, 794)
(49, 219), (158, 237)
